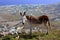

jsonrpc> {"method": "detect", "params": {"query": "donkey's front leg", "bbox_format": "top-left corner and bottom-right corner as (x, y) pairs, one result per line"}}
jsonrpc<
(30, 26), (32, 37)
(29, 23), (33, 38)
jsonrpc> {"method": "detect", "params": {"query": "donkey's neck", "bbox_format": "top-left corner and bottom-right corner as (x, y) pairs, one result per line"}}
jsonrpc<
(25, 15), (42, 24)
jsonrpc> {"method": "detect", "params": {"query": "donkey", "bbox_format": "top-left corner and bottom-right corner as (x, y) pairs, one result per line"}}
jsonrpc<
(20, 12), (51, 35)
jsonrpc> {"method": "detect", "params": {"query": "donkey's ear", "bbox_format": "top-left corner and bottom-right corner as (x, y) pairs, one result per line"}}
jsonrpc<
(24, 12), (26, 15)
(20, 12), (22, 16)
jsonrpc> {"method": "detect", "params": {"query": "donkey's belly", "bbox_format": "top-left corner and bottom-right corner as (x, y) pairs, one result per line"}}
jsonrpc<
(29, 20), (42, 24)
(28, 21), (43, 27)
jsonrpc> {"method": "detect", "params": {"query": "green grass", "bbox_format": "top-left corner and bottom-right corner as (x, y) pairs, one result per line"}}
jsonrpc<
(1, 30), (60, 40)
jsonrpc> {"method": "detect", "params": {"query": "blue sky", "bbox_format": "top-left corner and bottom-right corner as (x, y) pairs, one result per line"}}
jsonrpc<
(0, 0), (60, 6)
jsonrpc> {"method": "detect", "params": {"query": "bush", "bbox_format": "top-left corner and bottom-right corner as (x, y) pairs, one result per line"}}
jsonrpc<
(2, 35), (15, 40)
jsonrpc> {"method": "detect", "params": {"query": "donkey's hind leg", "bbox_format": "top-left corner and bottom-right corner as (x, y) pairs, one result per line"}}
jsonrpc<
(44, 21), (49, 35)
(46, 21), (52, 35)
(47, 21), (52, 33)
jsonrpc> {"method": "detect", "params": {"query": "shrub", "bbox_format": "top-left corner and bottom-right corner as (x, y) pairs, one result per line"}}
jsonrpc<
(2, 35), (15, 40)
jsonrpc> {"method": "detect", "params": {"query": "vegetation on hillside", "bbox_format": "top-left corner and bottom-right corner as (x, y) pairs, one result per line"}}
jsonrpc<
(0, 30), (60, 40)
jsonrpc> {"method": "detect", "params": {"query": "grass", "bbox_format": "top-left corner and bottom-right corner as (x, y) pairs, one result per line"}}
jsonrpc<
(0, 30), (60, 40)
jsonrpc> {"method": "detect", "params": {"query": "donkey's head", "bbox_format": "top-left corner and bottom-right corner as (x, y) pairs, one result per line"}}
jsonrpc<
(20, 12), (27, 25)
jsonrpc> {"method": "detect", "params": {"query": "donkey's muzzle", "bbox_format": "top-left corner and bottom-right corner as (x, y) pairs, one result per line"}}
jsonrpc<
(22, 23), (24, 25)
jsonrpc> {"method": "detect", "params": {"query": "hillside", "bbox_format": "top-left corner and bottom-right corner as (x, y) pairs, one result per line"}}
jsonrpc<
(0, 3), (60, 26)
(0, 4), (60, 21)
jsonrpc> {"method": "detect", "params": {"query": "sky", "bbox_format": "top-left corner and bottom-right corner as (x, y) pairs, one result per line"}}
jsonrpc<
(0, 0), (60, 6)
